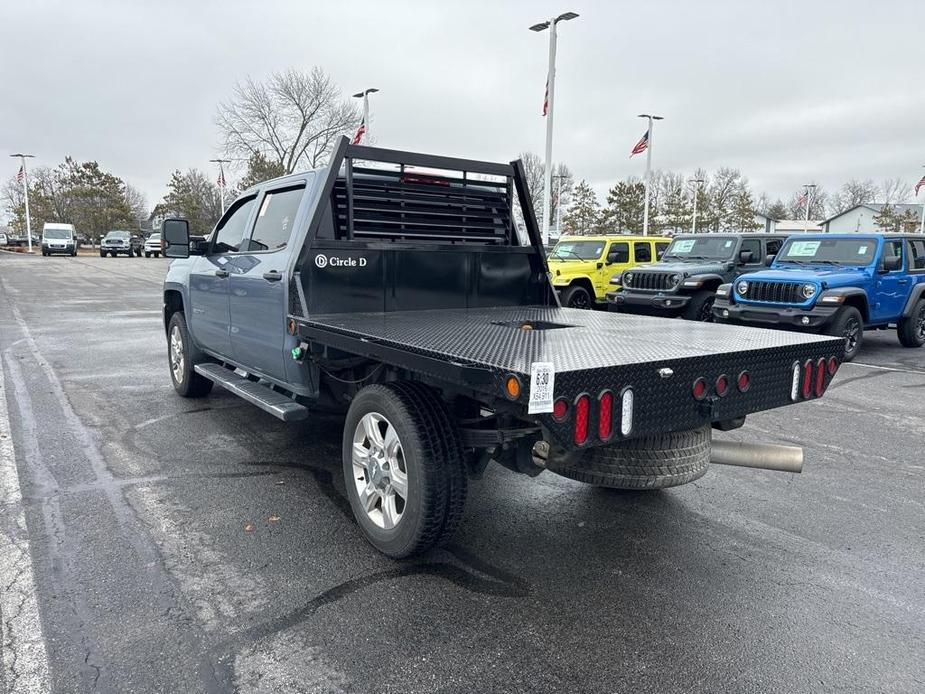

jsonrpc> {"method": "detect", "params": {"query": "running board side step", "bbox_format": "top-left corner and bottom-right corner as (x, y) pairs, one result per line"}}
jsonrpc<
(194, 364), (309, 421)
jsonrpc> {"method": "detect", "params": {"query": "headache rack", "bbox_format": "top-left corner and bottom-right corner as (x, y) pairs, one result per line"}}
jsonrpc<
(325, 143), (518, 246)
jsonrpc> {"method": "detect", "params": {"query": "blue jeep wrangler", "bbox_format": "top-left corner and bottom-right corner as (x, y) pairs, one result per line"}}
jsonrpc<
(713, 233), (925, 361)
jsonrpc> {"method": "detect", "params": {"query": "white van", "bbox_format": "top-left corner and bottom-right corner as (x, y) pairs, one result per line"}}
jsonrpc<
(42, 223), (77, 256)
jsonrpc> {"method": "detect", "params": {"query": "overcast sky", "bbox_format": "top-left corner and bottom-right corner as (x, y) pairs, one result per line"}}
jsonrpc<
(2, 0), (925, 217)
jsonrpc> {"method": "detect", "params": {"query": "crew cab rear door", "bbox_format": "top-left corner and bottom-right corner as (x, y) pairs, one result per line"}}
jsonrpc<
(873, 238), (910, 321)
(228, 180), (310, 382)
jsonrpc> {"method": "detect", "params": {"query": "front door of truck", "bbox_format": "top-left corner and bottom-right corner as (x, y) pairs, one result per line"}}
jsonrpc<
(602, 241), (630, 293)
(873, 239), (910, 322)
(188, 195), (257, 359)
(229, 182), (308, 382)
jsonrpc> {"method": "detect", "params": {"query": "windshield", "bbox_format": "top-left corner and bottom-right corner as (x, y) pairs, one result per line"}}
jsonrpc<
(43, 229), (72, 239)
(105, 231), (130, 239)
(776, 238), (877, 266)
(663, 237), (737, 260)
(147, 233), (160, 241)
(550, 240), (605, 260)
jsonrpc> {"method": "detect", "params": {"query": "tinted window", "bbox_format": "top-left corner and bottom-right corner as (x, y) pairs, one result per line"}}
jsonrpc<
(766, 239), (782, 256)
(908, 239), (925, 270)
(246, 186), (304, 252)
(740, 239), (761, 262)
(883, 240), (903, 270)
(655, 242), (669, 260)
(634, 242), (652, 262)
(213, 196), (256, 253)
(607, 242), (629, 263)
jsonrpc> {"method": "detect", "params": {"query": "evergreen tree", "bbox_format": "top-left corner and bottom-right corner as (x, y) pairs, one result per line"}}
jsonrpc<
(561, 180), (600, 235)
(600, 178), (646, 233)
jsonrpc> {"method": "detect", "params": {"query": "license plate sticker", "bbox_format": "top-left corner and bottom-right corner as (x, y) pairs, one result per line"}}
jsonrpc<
(528, 362), (555, 414)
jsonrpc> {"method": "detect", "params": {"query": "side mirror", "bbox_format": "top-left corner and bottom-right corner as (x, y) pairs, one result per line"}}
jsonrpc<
(163, 219), (191, 258)
(738, 250), (754, 264)
(881, 255), (902, 272)
(764, 254), (775, 266)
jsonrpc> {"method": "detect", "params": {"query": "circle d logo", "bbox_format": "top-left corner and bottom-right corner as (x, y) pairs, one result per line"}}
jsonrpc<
(314, 254), (328, 268)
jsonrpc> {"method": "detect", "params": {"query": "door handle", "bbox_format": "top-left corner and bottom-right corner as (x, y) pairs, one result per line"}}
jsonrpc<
(263, 270), (282, 282)
(898, 279), (909, 284)
(214, 269), (229, 278)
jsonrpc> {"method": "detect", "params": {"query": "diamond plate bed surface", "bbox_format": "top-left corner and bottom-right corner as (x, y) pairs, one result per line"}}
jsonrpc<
(304, 306), (841, 374)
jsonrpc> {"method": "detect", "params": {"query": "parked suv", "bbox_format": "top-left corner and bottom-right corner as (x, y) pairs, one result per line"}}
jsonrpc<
(100, 230), (143, 257)
(549, 235), (670, 308)
(608, 233), (785, 321)
(713, 234), (925, 360)
(143, 232), (162, 257)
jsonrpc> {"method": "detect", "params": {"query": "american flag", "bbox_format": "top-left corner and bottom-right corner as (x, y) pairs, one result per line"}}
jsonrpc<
(915, 175), (925, 196)
(351, 116), (367, 145)
(217, 168), (226, 189)
(16, 165), (24, 183)
(630, 130), (649, 156)
(542, 77), (549, 116)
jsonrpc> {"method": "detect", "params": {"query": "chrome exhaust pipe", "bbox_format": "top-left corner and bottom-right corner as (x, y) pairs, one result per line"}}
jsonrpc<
(710, 438), (803, 474)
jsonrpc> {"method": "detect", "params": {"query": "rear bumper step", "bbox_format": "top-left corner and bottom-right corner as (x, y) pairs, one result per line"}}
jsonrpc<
(194, 364), (309, 421)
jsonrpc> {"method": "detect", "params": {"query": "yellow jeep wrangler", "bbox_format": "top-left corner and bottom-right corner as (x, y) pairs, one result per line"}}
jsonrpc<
(549, 235), (670, 308)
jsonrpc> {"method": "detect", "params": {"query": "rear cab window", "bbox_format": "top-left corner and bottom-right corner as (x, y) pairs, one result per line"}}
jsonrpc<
(908, 239), (925, 271)
(633, 242), (652, 263)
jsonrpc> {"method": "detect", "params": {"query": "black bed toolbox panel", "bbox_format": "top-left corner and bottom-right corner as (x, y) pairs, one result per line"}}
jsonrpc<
(297, 306), (844, 449)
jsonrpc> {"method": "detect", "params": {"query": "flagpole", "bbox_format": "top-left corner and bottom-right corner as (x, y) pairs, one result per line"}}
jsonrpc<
(209, 158), (231, 214)
(531, 12), (578, 246)
(803, 183), (816, 233)
(637, 114), (663, 236)
(690, 177), (704, 234)
(352, 88), (379, 145)
(10, 153), (35, 253)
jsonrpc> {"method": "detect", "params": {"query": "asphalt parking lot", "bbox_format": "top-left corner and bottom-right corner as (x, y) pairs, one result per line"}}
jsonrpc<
(1, 252), (923, 694)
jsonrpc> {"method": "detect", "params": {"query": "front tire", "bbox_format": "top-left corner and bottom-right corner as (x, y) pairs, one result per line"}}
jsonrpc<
(546, 426), (711, 489)
(825, 306), (864, 361)
(167, 312), (213, 397)
(343, 382), (466, 559)
(683, 290), (716, 322)
(561, 284), (593, 310)
(897, 298), (925, 348)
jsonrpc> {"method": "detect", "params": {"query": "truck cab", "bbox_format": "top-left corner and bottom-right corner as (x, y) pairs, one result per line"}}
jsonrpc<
(608, 233), (784, 321)
(549, 235), (669, 308)
(713, 234), (925, 360)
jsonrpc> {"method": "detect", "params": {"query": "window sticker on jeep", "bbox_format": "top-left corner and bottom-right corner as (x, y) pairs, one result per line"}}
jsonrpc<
(724, 240), (733, 247)
(673, 239), (695, 253)
(858, 245), (868, 255)
(789, 241), (821, 256)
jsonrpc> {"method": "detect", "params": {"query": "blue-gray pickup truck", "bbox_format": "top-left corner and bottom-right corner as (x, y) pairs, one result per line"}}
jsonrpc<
(161, 139), (843, 558)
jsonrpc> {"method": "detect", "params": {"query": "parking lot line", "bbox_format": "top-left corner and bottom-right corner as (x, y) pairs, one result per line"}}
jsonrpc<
(0, 356), (51, 694)
(845, 361), (925, 376)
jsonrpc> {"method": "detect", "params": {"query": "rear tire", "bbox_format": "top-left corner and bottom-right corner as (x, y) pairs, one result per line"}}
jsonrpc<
(547, 426), (711, 489)
(897, 298), (925, 348)
(683, 290), (716, 322)
(825, 306), (864, 362)
(167, 312), (213, 398)
(342, 382), (465, 558)
(100, 250), (106, 257)
(561, 284), (594, 310)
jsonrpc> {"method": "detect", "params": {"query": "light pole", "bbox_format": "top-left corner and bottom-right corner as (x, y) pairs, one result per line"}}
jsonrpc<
(352, 88), (379, 144)
(530, 11), (579, 245)
(637, 114), (663, 236)
(209, 159), (231, 214)
(803, 183), (817, 233)
(553, 174), (568, 238)
(689, 177), (705, 234)
(10, 154), (35, 253)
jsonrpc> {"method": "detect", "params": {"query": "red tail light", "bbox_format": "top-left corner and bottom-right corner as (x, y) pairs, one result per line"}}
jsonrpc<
(827, 357), (838, 375)
(802, 361), (813, 399)
(692, 377), (708, 400)
(574, 395), (590, 445)
(598, 391), (614, 440)
(815, 359), (826, 397)
(715, 374), (729, 397)
(553, 398), (569, 422)
(737, 370), (751, 392)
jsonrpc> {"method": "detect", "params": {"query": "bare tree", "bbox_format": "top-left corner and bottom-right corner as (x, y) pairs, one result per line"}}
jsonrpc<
(216, 67), (359, 174)
(830, 178), (877, 214)
(517, 152), (572, 229)
(880, 177), (911, 205)
(123, 183), (148, 227)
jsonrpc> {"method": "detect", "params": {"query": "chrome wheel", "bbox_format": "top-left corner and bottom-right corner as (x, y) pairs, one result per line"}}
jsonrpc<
(352, 412), (407, 530)
(169, 325), (185, 383)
